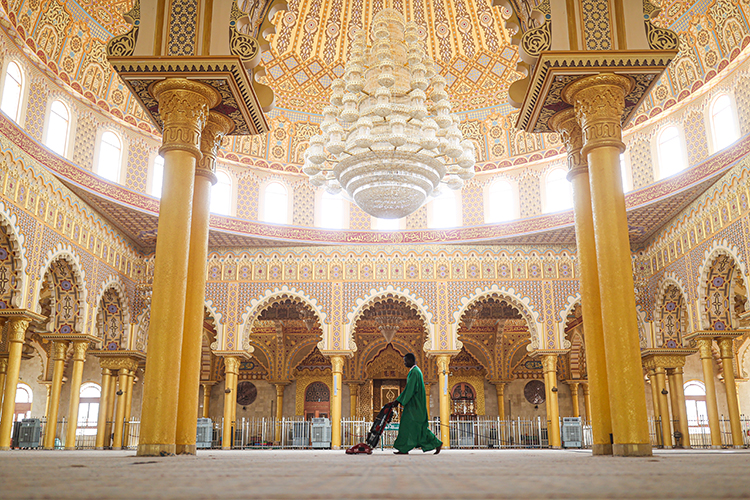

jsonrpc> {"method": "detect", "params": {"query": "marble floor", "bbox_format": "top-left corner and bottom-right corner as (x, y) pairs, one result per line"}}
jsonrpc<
(1, 448), (749, 499)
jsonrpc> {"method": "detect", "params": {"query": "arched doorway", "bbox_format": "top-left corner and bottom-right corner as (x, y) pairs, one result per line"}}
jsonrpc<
(451, 382), (477, 416)
(304, 382), (330, 420)
(684, 380), (710, 447)
(14, 383), (32, 421)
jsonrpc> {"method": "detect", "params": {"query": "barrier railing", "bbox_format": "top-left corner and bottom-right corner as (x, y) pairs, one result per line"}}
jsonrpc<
(226, 417), (311, 449)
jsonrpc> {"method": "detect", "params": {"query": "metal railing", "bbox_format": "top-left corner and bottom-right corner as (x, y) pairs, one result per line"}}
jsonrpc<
(223, 417), (311, 449)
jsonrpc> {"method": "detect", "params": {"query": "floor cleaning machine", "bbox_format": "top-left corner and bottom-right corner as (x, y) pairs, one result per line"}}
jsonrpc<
(345, 401), (397, 454)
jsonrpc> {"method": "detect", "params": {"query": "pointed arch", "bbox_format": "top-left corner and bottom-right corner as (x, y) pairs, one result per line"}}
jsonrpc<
(0, 201), (28, 308)
(654, 274), (689, 348)
(93, 276), (131, 349)
(697, 240), (749, 330)
(35, 243), (87, 334)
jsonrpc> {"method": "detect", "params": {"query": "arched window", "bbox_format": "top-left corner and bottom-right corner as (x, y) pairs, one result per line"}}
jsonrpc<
(620, 153), (630, 193)
(97, 131), (123, 183)
(262, 182), (288, 223)
(544, 168), (572, 213)
(45, 100), (70, 156)
(77, 383), (101, 433)
(1, 61), (24, 122)
(150, 155), (164, 197)
(710, 94), (739, 151)
(14, 382), (32, 422)
(210, 170), (233, 215)
(429, 189), (458, 228)
(657, 126), (685, 179)
(487, 179), (515, 223)
(374, 217), (400, 231)
(684, 380), (709, 434)
(320, 191), (346, 229)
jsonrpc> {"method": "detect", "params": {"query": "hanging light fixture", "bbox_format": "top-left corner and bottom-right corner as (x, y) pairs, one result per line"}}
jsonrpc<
(374, 301), (403, 344)
(302, 9), (476, 219)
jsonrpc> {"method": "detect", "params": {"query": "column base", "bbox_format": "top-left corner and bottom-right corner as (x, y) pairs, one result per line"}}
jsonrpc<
(732, 445), (744, 449)
(137, 443), (176, 456)
(710, 445), (723, 450)
(221, 446), (231, 450)
(0, 446), (10, 451)
(175, 444), (196, 455)
(612, 443), (652, 457)
(592, 443), (613, 456)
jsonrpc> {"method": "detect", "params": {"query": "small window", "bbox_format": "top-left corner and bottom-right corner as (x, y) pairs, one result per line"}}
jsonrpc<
(14, 382), (32, 422)
(1, 61), (23, 122)
(620, 153), (630, 193)
(487, 179), (515, 223)
(710, 94), (738, 151)
(77, 383), (101, 432)
(45, 100), (70, 156)
(210, 170), (233, 215)
(262, 182), (288, 223)
(97, 131), (123, 183)
(544, 168), (572, 213)
(430, 189), (458, 228)
(320, 192), (346, 229)
(151, 155), (164, 197)
(374, 217), (400, 231)
(657, 126), (685, 179)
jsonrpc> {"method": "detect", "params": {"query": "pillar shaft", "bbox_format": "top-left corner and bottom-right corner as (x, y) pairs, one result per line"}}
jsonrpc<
(654, 367), (672, 448)
(330, 356), (344, 449)
(0, 357), (8, 410)
(565, 74), (651, 457)
(348, 383), (359, 419)
(647, 370), (662, 447)
(424, 383), (431, 419)
(137, 79), (219, 457)
(0, 318), (30, 450)
(95, 368), (114, 449)
(697, 339), (722, 447)
(221, 357), (239, 450)
(201, 384), (212, 418)
(718, 338), (744, 447)
(550, 108), (612, 455)
(667, 368), (690, 448)
(436, 355), (451, 448)
(112, 369), (131, 449)
(64, 341), (88, 450)
(542, 355), (561, 448)
(123, 370), (135, 448)
(275, 384), (285, 443)
(582, 383), (592, 422)
(492, 382), (506, 420)
(43, 340), (69, 449)
(104, 373), (117, 448)
(569, 383), (580, 418)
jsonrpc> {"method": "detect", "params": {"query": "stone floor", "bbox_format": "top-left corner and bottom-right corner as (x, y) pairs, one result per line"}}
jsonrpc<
(1, 449), (750, 499)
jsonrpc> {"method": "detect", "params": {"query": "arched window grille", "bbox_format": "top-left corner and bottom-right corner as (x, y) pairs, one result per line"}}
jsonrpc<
(657, 126), (685, 179)
(46, 100), (70, 156)
(262, 181), (288, 223)
(151, 155), (164, 197)
(97, 131), (123, 183)
(1, 61), (24, 122)
(487, 179), (515, 223)
(544, 168), (572, 213)
(710, 94), (738, 151)
(320, 191), (346, 229)
(430, 189), (458, 228)
(210, 170), (233, 215)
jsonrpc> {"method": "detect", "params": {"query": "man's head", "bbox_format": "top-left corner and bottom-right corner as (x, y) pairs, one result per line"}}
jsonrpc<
(403, 353), (416, 368)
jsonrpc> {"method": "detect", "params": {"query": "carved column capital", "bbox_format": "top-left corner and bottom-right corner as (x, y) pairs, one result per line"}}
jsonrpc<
(541, 353), (558, 374)
(224, 356), (240, 375)
(549, 108), (587, 180)
(71, 340), (88, 362)
(435, 354), (452, 372)
(696, 338), (714, 359)
(562, 74), (633, 157)
(198, 112), (235, 182)
(6, 318), (30, 343)
(152, 78), (221, 161)
(329, 355), (345, 374)
(51, 340), (69, 360)
(717, 337), (734, 359)
(0, 357), (8, 373)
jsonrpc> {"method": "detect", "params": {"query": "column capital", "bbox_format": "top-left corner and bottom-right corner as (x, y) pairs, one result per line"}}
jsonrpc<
(696, 338), (714, 358)
(329, 355), (345, 373)
(152, 78), (221, 161)
(716, 337), (735, 358)
(223, 355), (241, 374)
(198, 112), (235, 181)
(51, 340), (69, 360)
(562, 73), (633, 156)
(0, 357), (7, 372)
(6, 317), (30, 343)
(548, 108), (588, 180)
(71, 340), (88, 361)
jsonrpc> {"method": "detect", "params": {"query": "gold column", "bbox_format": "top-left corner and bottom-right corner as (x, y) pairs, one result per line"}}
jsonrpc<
(582, 383), (592, 422)
(550, 108), (612, 455)
(569, 382), (580, 418)
(221, 356), (239, 450)
(542, 354), (561, 448)
(95, 368), (114, 449)
(653, 367), (673, 448)
(491, 381), (507, 420)
(43, 340), (69, 450)
(64, 341), (88, 450)
(717, 338), (743, 447)
(104, 371), (118, 448)
(201, 383), (213, 418)
(137, 78), (219, 457)
(0, 357), (8, 408)
(274, 383), (287, 443)
(175, 112), (234, 456)
(667, 367), (690, 448)
(122, 369), (136, 448)
(564, 75), (651, 457)
(436, 355), (451, 448)
(330, 355), (344, 449)
(697, 339), (722, 448)
(43, 384), (51, 419)
(0, 318), (30, 450)
(112, 368), (131, 449)
(348, 382), (360, 419)
(647, 369), (662, 447)
(424, 382), (431, 419)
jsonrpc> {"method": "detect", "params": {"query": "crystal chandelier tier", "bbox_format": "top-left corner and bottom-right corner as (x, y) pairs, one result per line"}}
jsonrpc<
(302, 9), (476, 219)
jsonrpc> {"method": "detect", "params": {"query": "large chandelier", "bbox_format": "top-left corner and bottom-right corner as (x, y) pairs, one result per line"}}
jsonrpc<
(302, 9), (476, 219)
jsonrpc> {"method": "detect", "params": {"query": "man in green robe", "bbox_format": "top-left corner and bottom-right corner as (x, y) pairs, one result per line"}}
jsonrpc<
(391, 353), (443, 454)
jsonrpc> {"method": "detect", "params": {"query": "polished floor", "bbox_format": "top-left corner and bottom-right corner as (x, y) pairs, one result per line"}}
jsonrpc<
(1, 448), (749, 499)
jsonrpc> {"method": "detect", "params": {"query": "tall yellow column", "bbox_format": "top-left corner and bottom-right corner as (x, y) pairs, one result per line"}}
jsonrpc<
(582, 383), (592, 422)
(542, 354), (561, 448)
(565, 75), (651, 457)
(569, 382), (580, 418)
(122, 369), (136, 448)
(221, 356), (239, 450)
(436, 355), (451, 448)
(0, 357), (8, 409)
(201, 383), (213, 418)
(137, 79), (219, 457)
(424, 382), (431, 419)
(112, 368), (131, 449)
(647, 370), (662, 447)
(491, 381), (507, 420)
(550, 109), (613, 455)
(175, 113), (234, 455)
(274, 383), (288, 443)
(95, 367), (114, 449)
(330, 355), (344, 449)
(653, 367), (673, 448)
(667, 367), (690, 448)
(64, 341), (88, 450)
(717, 338), (743, 447)
(348, 382), (360, 418)
(104, 371), (118, 448)
(43, 340), (69, 449)
(0, 318), (30, 450)
(697, 339), (722, 448)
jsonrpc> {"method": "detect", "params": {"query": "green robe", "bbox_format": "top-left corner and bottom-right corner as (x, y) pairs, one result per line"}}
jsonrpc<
(394, 365), (442, 453)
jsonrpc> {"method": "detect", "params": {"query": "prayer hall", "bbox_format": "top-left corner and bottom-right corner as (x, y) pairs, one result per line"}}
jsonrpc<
(1, 0), (750, 498)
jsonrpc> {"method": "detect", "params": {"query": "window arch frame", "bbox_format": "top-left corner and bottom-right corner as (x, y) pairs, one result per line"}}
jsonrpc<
(14, 382), (33, 421)
(484, 177), (518, 223)
(77, 382), (101, 434)
(428, 188), (462, 229)
(0, 59), (26, 124)
(707, 92), (740, 154)
(148, 151), (165, 198)
(542, 166), (573, 214)
(210, 168), (236, 216)
(654, 124), (688, 180)
(43, 98), (73, 158)
(259, 179), (290, 224)
(317, 190), (350, 229)
(93, 128), (127, 184)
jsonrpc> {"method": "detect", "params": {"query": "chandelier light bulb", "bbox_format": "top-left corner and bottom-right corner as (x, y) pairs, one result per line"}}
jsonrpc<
(303, 8), (475, 219)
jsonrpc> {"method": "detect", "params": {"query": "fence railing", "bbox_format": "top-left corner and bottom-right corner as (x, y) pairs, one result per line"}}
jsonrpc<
(229, 417), (311, 449)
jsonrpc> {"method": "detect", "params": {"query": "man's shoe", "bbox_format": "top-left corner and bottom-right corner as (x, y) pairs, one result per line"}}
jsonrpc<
(393, 450), (409, 455)
(434, 443), (442, 455)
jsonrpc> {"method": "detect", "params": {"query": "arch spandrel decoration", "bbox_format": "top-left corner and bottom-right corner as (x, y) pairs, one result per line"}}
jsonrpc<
(36, 244), (87, 334)
(654, 274), (689, 348)
(0, 201), (28, 309)
(93, 276), (131, 349)
(697, 240), (750, 330)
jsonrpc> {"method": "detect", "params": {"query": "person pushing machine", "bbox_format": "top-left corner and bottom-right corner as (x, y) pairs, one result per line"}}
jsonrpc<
(386, 353), (443, 455)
